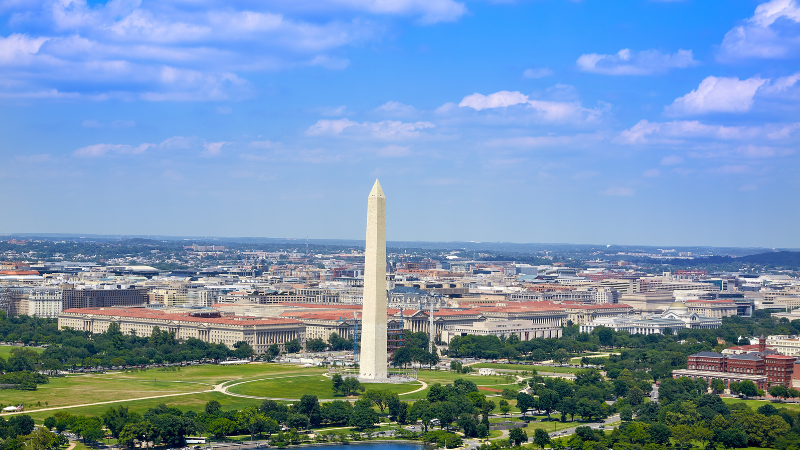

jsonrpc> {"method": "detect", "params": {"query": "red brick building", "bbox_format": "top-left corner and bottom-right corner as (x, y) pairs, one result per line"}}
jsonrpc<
(675, 337), (798, 389)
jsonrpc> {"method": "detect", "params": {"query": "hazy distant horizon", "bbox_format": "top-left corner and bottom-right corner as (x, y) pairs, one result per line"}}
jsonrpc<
(2, 232), (796, 255)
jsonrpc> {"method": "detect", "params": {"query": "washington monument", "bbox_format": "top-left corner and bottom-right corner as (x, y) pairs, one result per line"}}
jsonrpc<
(359, 179), (388, 380)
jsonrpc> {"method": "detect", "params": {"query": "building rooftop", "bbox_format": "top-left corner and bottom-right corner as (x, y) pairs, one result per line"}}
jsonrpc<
(62, 307), (301, 326)
(693, 351), (724, 357)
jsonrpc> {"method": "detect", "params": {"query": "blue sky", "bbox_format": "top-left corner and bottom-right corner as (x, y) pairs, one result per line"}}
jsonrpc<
(1, 0), (799, 248)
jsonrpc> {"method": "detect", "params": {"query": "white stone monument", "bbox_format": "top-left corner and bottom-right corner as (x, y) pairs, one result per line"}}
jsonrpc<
(359, 179), (388, 381)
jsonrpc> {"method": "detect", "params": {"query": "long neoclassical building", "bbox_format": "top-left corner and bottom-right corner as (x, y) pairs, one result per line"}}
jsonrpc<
(58, 307), (305, 354)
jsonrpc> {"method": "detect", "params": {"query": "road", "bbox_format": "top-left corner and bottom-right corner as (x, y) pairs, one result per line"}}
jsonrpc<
(547, 414), (622, 439)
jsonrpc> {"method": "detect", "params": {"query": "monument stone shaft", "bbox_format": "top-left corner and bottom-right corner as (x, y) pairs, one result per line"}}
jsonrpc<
(359, 179), (388, 380)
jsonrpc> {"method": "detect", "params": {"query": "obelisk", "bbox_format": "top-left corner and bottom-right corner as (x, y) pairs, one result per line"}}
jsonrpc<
(359, 179), (388, 380)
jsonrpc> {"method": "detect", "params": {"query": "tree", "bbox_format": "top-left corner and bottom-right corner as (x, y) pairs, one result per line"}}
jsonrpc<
(331, 373), (343, 394)
(237, 407), (267, 440)
(286, 413), (310, 430)
(538, 389), (559, 419)
(339, 377), (364, 396)
(119, 421), (154, 449)
(409, 400), (435, 432)
(431, 402), (457, 430)
(619, 405), (633, 422)
(509, 427), (528, 447)
(770, 385), (789, 400)
(16, 427), (65, 450)
(72, 416), (104, 443)
(557, 397), (577, 422)
(266, 344), (280, 361)
(516, 393), (534, 416)
(628, 386), (645, 406)
(43, 417), (56, 430)
(295, 394), (322, 427)
(533, 428), (550, 450)
(650, 423), (672, 445)
(711, 379), (725, 394)
(671, 424), (694, 449)
(498, 399), (511, 416)
(364, 389), (395, 413)
(349, 400), (379, 431)
(596, 328), (613, 347)
(233, 341), (254, 359)
(285, 340), (302, 354)
(205, 400), (222, 415)
(737, 380), (759, 398)
(103, 405), (137, 439)
(322, 400), (352, 425)
(457, 414), (477, 438)
(694, 425), (714, 450)
(209, 418), (236, 440)
(306, 338), (327, 352)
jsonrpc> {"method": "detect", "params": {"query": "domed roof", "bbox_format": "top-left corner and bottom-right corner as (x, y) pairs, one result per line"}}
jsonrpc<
(667, 301), (689, 312)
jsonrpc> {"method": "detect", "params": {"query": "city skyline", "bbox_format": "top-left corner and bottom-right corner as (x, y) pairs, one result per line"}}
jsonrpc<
(1, 0), (799, 247)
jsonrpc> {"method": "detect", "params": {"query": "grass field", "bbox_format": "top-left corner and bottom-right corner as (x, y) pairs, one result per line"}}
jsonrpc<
(227, 375), (420, 399)
(471, 363), (580, 375)
(2, 363), (538, 423)
(722, 397), (800, 411)
(398, 370), (519, 400)
(0, 346), (44, 360)
(0, 376), (205, 410)
(0, 363), (326, 416)
(22, 391), (265, 423)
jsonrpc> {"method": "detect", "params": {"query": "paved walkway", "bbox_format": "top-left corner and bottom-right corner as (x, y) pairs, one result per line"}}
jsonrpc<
(2, 389), (214, 415)
(219, 374), (426, 402)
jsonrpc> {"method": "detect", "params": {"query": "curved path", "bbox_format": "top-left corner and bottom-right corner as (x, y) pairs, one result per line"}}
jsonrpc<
(218, 374), (426, 402)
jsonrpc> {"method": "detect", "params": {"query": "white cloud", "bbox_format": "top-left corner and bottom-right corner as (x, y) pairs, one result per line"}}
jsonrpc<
(601, 187), (635, 196)
(306, 118), (359, 135)
(74, 142), (153, 157)
(522, 68), (553, 79)
(202, 141), (229, 156)
(248, 140), (277, 149)
(459, 91), (529, 110)
(306, 118), (434, 139)
(660, 155), (684, 166)
(319, 105), (347, 116)
(486, 133), (604, 148)
(740, 183), (759, 191)
(0, 0), (465, 100)
(719, 0), (800, 60)
(577, 48), (698, 75)
(0, 33), (47, 64)
(665, 76), (767, 115)
(618, 119), (800, 146)
(375, 101), (416, 116)
(15, 154), (55, 163)
(377, 145), (411, 157)
(458, 90), (607, 123)
(73, 136), (195, 157)
(81, 119), (102, 128)
(434, 102), (458, 115)
(713, 164), (750, 174)
(642, 169), (660, 178)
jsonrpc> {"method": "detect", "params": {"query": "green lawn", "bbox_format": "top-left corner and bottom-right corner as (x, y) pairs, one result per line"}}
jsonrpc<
(471, 363), (541, 372)
(0, 376), (205, 411)
(23, 391), (265, 423)
(227, 375), (420, 399)
(0, 346), (44, 360)
(722, 397), (800, 411)
(0, 363), (324, 416)
(471, 363), (580, 375)
(395, 369), (516, 400)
